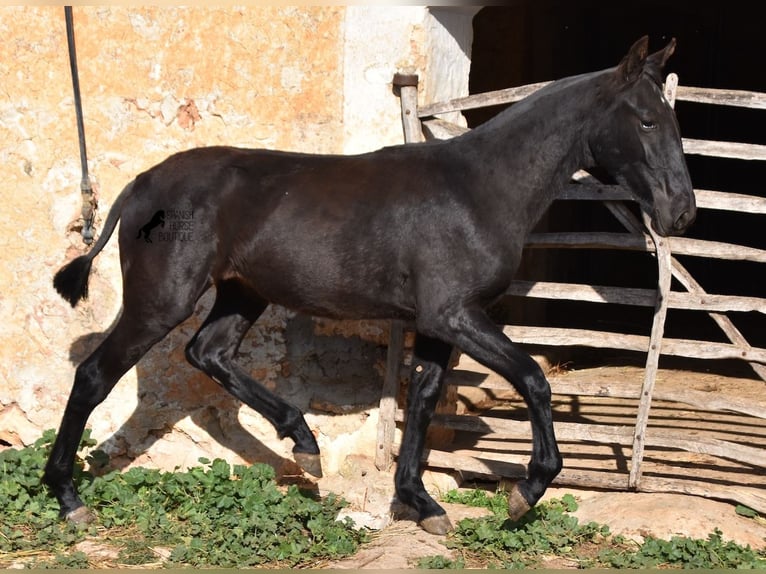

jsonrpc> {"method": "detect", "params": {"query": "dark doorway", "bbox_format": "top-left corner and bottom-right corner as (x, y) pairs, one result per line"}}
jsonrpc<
(469, 1), (765, 362)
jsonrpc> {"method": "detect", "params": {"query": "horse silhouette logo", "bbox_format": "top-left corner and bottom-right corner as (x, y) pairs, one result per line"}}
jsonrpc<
(136, 210), (165, 242)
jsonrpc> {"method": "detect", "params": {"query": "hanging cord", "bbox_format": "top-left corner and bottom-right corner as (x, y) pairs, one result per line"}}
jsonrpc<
(64, 6), (95, 245)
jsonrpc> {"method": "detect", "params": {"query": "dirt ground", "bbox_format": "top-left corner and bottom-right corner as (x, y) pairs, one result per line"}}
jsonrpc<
(317, 358), (766, 569)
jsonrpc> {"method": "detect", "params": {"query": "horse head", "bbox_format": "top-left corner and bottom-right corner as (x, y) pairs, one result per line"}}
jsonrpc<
(589, 36), (696, 237)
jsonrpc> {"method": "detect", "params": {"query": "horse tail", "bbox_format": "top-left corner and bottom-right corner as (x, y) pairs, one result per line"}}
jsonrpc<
(53, 180), (135, 307)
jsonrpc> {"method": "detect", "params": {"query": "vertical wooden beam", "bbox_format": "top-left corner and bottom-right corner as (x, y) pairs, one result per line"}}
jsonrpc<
(393, 73), (424, 143)
(376, 320), (405, 470)
(663, 72), (678, 107)
(375, 73), (422, 471)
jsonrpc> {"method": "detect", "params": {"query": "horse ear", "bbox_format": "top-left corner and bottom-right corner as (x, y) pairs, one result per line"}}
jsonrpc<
(618, 35), (649, 82)
(646, 37), (676, 72)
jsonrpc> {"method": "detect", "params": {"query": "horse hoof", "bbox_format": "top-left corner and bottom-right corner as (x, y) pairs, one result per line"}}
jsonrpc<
(419, 514), (453, 535)
(65, 506), (95, 524)
(294, 452), (323, 478)
(507, 484), (533, 521)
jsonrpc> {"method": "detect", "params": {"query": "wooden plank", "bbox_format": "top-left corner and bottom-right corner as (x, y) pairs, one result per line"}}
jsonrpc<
(669, 262), (766, 381)
(526, 231), (652, 251)
(446, 368), (766, 419)
(506, 280), (656, 306)
(548, 379), (766, 420)
(422, 118), (469, 140)
(525, 232), (766, 263)
(394, 411), (766, 468)
(504, 280), (766, 314)
(668, 237), (766, 263)
(501, 325), (766, 363)
(694, 189), (766, 215)
(675, 85), (766, 109)
(418, 81), (551, 117)
(637, 476), (766, 516)
(682, 138), (766, 160)
(558, 183), (633, 201)
(418, 82), (766, 119)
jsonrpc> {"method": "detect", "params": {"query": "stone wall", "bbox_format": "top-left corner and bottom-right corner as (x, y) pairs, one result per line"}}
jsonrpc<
(0, 6), (475, 478)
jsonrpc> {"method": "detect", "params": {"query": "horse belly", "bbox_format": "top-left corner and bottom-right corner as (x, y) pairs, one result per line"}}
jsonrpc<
(236, 230), (415, 321)
(249, 267), (415, 320)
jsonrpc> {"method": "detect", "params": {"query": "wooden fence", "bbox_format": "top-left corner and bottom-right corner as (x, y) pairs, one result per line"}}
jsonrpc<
(375, 72), (766, 513)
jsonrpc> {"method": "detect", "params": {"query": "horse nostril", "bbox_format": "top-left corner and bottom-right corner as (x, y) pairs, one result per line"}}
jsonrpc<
(674, 210), (695, 232)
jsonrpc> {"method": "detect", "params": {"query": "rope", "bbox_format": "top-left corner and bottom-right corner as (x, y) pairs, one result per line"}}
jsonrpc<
(64, 6), (95, 245)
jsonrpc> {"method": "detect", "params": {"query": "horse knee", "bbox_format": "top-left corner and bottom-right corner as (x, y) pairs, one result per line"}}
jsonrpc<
(514, 357), (551, 403)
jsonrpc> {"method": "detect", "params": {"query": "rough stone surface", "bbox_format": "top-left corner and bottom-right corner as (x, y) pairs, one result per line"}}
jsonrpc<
(0, 7), (476, 480)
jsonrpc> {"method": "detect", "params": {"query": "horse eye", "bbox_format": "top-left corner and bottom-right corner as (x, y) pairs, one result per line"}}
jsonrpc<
(640, 120), (657, 130)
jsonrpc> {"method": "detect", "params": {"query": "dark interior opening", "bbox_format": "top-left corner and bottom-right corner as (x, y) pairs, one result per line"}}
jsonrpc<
(469, 1), (765, 370)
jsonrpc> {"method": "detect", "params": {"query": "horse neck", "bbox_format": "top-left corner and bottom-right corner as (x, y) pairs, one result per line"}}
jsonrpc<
(459, 72), (604, 236)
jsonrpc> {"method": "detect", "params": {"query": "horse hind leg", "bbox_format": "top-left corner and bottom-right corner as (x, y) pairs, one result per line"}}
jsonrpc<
(44, 304), (193, 521)
(184, 279), (322, 477)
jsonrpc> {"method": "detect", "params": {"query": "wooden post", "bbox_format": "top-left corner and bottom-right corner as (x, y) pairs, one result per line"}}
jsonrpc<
(393, 73), (424, 143)
(375, 73), (422, 471)
(375, 320), (405, 470)
(664, 73), (678, 107)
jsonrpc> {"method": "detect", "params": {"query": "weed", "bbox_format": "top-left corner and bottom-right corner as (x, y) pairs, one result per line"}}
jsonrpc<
(421, 488), (766, 569)
(0, 430), (366, 568)
(600, 529), (766, 569)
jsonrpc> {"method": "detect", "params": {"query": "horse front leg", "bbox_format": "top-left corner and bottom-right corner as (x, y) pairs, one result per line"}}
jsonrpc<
(394, 334), (454, 535)
(421, 305), (562, 521)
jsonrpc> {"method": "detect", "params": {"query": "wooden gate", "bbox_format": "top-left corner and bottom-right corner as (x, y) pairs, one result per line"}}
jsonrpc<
(375, 73), (766, 513)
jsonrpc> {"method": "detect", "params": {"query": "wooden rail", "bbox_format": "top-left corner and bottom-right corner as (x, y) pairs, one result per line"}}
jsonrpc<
(378, 73), (766, 513)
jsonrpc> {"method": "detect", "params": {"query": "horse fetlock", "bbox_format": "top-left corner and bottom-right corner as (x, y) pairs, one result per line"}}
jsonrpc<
(529, 453), (563, 485)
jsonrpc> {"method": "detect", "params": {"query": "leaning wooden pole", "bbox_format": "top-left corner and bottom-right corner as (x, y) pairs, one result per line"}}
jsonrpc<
(628, 74), (678, 489)
(629, 214), (673, 489)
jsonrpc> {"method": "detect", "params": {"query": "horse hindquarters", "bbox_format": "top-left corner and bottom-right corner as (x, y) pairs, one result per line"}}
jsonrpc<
(46, 204), (212, 519)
